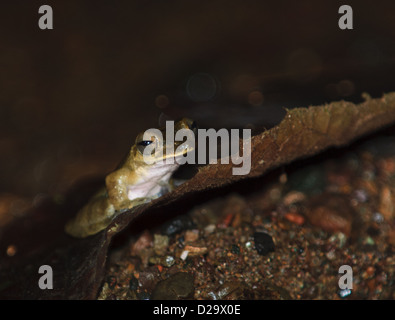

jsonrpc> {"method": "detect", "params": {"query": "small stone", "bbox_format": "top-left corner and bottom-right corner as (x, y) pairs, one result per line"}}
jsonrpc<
(352, 189), (368, 203)
(211, 281), (255, 300)
(364, 236), (375, 245)
(180, 250), (189, 261)
(379, 186), (394, 221)
(338, 288), (352, 299)
(161, 215), (196, 236)
(207, 291), (217, 300)
(184, 245), (208, 256)
(137, 267), (161, 292)
(325, 250), (336, 260)
(184, 229), (199, 243)
(204, 224), (216, 234)
(253, 232), (275, 256)
(213, 281), (240, 299)
(328, 232), (347, 248)
(151, 272), (194, 300)
(217, 213), (234, 229)
(149, 255), (175, 267)
(283, 191), (306, 206)
(165, 255), (175, 267)
(305, 193), (354, 236)
(372, 212), (384, 224)
(153, 234), (169, 256)
(284, 212), (305, 225)
(131, 230), (153, 255)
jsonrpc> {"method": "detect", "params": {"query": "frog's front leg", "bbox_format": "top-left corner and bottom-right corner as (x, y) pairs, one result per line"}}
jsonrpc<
(105, 167), (134, 211)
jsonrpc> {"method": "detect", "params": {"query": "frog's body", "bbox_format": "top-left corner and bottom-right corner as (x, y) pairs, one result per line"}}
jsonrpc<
(65, 118), (196, 238)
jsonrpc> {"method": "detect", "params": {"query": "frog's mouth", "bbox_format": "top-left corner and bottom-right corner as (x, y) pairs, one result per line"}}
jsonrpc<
(138, 118), (197, 164)
(162, 141), (195, 161)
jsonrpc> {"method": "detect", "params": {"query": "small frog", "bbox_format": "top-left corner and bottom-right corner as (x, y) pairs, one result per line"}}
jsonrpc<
(65, 118), (197, 238)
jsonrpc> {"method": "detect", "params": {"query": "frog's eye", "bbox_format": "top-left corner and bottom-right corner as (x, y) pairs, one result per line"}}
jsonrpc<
(138, 140), (153, 147)
(137, 140), (153, 154)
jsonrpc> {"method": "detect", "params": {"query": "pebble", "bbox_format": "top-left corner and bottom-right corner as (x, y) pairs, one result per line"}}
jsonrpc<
(217, 213), (234, 229)
(183, 245), (208, 256)
(204, 224), (216, 234)
(283, 191), (306, 206)
(148, 255), (175, 267)
(338, 288), (352, 299)
(153, 234), (169, 256)
(284, 212), (305, 225)
(184, 229), (199, 243)
(305, 193), (354, 236)
(180, 250), (189, 261)
(378, 186), (394, 221)
(130, 230), (153, 256)
(137, 267), (161, 292)
(372, 212), (384, 224)
(325, 250), (336, 260)
(364, 236), (375, 245)
(161, 215), (196, 236)
(151, 272), (195, 300)
(209, 281), (259, 299)
(210, 281), (240, 299)
(352, 189), (369, 203)
(253, 232), (275, 256)
(328, 232), (347, 248)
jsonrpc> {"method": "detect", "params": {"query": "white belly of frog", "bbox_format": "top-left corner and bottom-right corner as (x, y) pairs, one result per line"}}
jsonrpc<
(127, 163), (179, 201)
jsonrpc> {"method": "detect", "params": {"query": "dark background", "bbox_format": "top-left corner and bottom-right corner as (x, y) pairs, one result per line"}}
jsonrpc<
(0, 0), (394, 198)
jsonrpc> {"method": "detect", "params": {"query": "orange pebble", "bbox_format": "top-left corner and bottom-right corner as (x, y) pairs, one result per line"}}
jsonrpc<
(285, 212), (305, 225)
(218, 213), (234, 228)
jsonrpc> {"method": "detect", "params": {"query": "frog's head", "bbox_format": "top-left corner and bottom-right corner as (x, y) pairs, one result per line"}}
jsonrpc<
(134, 118), (197, 165)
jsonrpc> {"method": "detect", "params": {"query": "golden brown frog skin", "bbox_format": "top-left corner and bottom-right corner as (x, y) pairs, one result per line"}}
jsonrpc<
(65, 118), (196, 238)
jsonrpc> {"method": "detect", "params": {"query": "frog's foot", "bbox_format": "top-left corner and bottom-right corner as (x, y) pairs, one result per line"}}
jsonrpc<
(125, 197), (151, 210)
